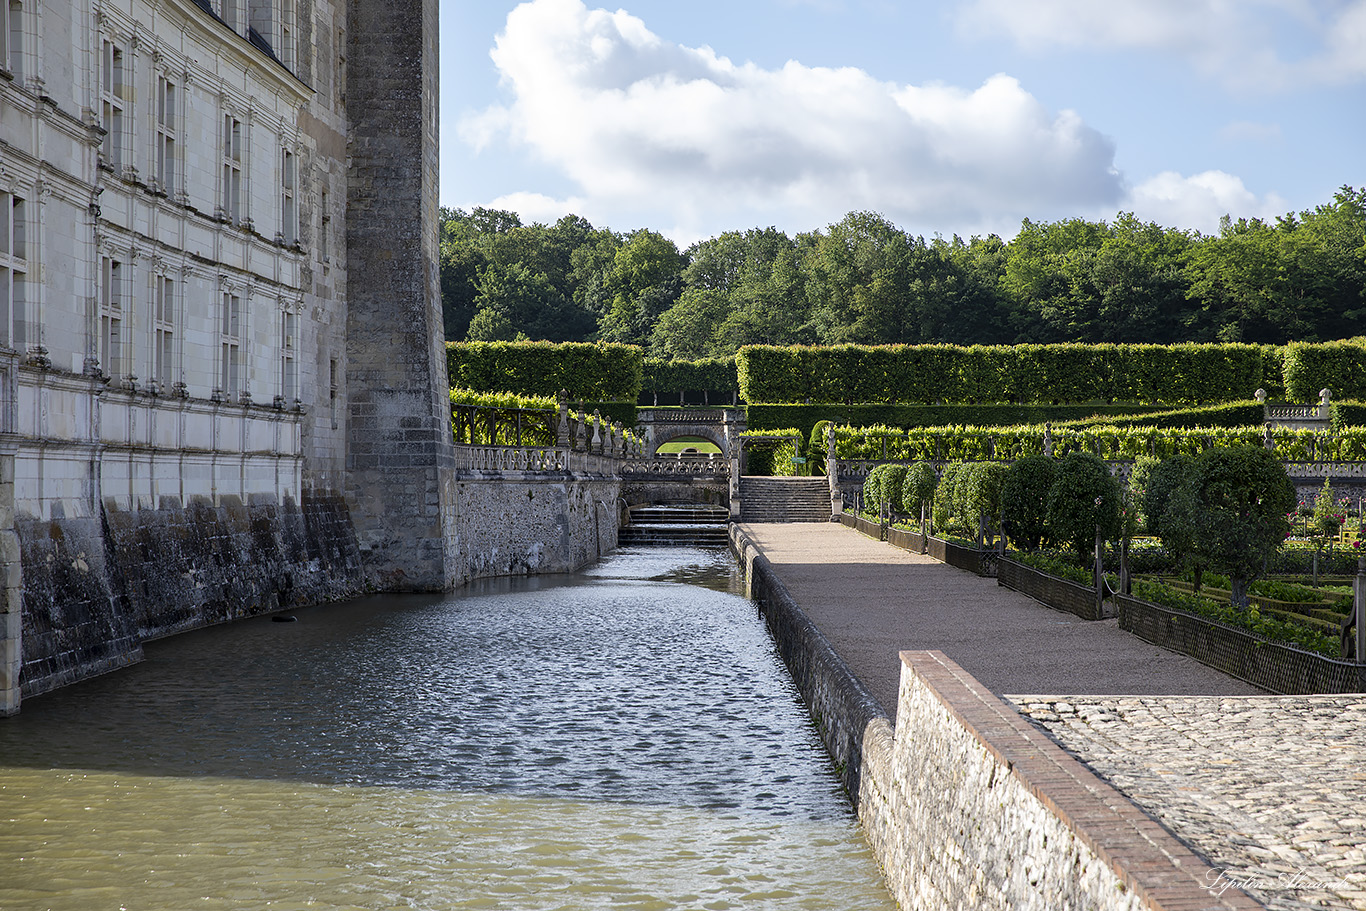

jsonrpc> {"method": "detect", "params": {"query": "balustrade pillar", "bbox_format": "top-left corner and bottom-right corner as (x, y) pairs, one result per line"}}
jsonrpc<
(591, 411), (603, 455)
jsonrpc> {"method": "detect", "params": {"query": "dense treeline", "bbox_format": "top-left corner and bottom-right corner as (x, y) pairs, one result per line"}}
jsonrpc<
(440, 187), (1366, 354)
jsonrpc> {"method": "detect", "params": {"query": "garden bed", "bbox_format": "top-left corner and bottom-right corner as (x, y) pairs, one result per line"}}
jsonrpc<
(926, 536), (998, 578)
(998, 558), (1109, 621)
(885, 526), (927, 553)
(1116, 593), (1365, 694)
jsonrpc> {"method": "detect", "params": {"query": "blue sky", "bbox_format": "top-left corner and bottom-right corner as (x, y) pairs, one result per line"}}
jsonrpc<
(439, 0), (1364, 245)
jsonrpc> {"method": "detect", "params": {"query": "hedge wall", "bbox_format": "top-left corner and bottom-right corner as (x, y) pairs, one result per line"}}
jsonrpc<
(735, 342), (1366, 406)
(1332, 401), (1366, 430)
(446, 341), (643, 402)
(747, 403), (1174, 443)
(1057, 402), (1267, 430)
(641, 358), (738, 395)
(1283, 340), (1366, 402)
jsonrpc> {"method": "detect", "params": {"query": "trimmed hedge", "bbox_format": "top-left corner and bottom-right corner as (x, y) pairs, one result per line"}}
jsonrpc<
(1283, 340), (1366, 402)
(1331, 400), (1366, 430)
(1057, 402), (1266, 430)
(737, 341), (1366, 406)
(446, 341), (643, 402)
(641, 358), (738, 396)
(749, 403), (1173, 443)
(829, 423), (1366, 462)
(737, 343), (1276, 405)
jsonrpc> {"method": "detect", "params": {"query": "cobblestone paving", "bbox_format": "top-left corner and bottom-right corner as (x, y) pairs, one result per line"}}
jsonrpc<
(1010, 695), (1366, 911)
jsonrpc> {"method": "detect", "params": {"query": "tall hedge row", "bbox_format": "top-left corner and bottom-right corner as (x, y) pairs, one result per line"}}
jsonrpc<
(735, 342), (1366, 405)
(1282, 340), (1366, 402)
(641, 358), (738, 395)
(446, 341), (643, 402)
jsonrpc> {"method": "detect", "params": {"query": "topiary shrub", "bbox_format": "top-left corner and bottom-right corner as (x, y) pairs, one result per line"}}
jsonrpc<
(1186, 445), (1296, 608)
(960, 462), (1008, 546)
(933, 462), (966, 535)
(1046, 452), (1121, 564)
(882, 464), (910, 515)
(1001, 454), (1058, 551)
(902, 462), (938, 530)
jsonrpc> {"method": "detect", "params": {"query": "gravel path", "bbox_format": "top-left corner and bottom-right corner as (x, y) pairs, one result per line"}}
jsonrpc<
(736, 522), (1262, 716)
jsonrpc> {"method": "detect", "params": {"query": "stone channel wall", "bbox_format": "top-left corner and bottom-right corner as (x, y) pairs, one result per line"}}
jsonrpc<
(454, 473), (621, 587)
(729, 524), (1261, 911)
(14, 467), (621, 706)
(17, 491), (366, 700)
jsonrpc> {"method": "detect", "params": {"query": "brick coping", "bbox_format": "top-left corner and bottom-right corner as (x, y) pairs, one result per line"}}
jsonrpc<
(902, 650), (1264, 910)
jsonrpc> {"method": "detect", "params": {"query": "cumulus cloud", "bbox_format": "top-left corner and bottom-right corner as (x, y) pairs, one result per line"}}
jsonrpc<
(957, 0), (1366, 90)
(1124, 171), (1290, 235)
(460, 0), (1123, 238)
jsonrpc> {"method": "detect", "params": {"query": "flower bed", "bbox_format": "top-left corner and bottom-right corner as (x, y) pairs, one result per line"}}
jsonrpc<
(1116, 591), (1364, 694)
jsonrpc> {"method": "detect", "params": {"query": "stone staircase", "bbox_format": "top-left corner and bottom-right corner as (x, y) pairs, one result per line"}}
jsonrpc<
(618, 505), (731, 546)
(739, 477), (832, 523)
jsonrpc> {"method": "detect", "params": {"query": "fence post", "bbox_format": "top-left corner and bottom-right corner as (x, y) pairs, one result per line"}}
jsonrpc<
(1355, 555), (1365, 663)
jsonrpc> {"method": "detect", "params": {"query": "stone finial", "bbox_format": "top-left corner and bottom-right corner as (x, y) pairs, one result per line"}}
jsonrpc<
(1264, 421), (1274, 450)
(1320, 388), (1332, 406)
(591, 410), (603, 454)
(1254, 388), (1267, 403)
(556, 396), (570, 447)
(1043, 422), (1054, 458)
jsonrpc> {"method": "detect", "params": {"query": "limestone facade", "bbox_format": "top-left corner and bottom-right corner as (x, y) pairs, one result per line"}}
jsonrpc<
(0, 0), (454, 712)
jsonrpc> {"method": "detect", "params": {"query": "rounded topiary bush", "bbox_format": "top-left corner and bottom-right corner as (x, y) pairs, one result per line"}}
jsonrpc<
(1046, 452), (1121, 564)
(934, 462), (966, 534)
(1001, 454), (1058, 551)
(961, 462), (1008, 544)
(902, 461), (937, 524)
(883, 464), (909, 515)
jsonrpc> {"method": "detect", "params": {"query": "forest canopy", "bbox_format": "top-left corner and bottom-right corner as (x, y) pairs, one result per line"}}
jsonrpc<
(440, 187), (1366, 356)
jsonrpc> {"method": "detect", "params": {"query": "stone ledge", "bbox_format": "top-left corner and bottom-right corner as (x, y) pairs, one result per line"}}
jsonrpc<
(899, 650), (1263, 911)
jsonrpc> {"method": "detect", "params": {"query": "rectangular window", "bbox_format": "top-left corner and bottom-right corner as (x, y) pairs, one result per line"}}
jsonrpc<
(100, 257), (124, 377)
(153, 275), (175, 389)
(329, 357), (338, 428)
(220, 291), (240, 395)
(279, 310), (296, 402)
(156, 77), (177, 193)
(2, 0), (21, 78)
(100, 40), (124, 171)
(280, 149), (296, 244)
(0, 191), (25, 349)
(221, 115), (242, 224)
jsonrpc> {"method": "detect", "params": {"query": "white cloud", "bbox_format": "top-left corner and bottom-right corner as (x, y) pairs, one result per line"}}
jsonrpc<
(1124, 171), (1290, 235)
(460, 0), (1124, 239)
(957, 0), (1366, 90)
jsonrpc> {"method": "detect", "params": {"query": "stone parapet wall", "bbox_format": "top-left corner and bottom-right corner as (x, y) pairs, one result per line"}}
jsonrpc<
(729, 524), (1261, 911)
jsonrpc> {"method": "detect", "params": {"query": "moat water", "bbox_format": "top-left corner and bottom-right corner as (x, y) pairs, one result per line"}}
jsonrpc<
(0, 546), (895, 910)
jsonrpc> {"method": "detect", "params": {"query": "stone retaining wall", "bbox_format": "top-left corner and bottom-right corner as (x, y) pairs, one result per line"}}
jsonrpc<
(17, 490), (366, 700)
(730, 524), (1261, 911)
(998, 557), (1110, 620)
(1117, 593), (1366, 694)
(454, 474), (621, 586)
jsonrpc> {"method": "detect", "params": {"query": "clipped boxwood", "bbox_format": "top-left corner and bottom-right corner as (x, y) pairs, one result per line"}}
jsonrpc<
(447, 341), (643, 401)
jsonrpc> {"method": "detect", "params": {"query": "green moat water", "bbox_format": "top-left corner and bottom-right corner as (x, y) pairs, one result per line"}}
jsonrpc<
(0, 546), (895, 910)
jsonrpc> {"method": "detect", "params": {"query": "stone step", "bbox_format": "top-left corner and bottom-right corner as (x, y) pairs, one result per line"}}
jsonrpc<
(738, 477), (832, 524)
